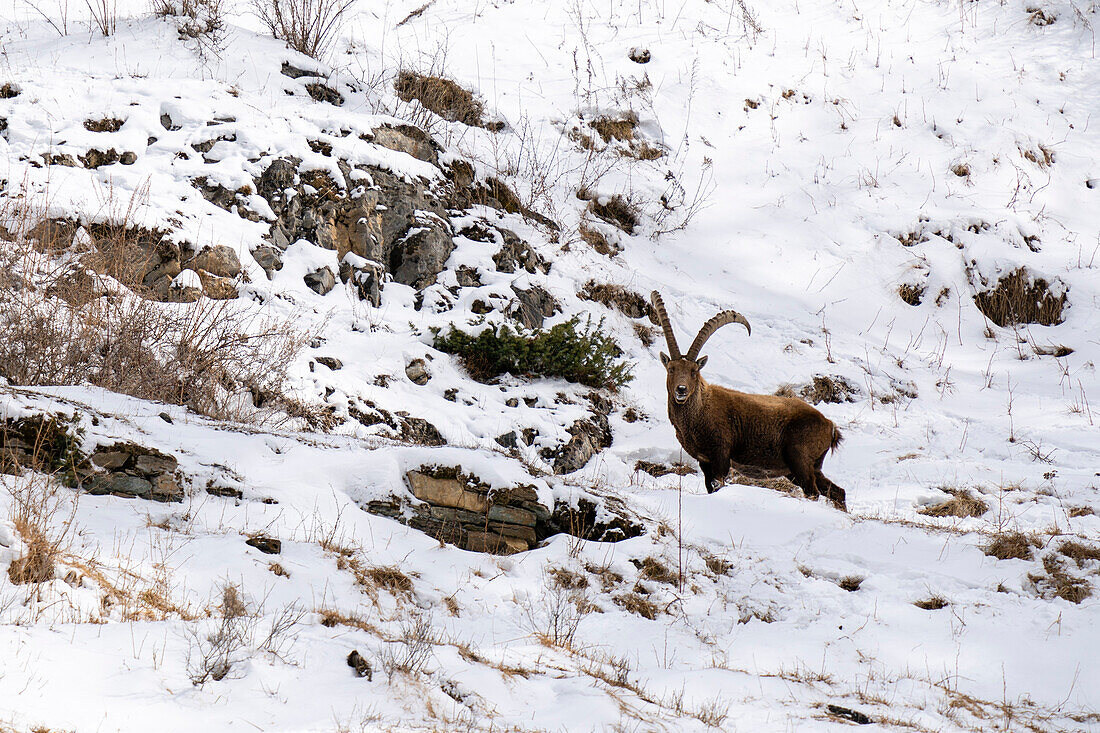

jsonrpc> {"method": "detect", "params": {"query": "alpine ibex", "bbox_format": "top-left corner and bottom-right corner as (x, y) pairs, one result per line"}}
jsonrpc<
(651, 292), (847, 511)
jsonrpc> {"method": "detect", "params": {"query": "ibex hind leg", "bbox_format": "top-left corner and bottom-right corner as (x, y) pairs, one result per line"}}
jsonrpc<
(782, 446), (822, 501)
(816, 471), (847, 512)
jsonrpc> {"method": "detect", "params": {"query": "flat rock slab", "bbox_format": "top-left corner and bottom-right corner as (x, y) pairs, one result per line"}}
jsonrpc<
(406, 471), (490, 513)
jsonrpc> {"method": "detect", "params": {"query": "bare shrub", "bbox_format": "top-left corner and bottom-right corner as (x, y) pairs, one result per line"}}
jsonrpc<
(186, 584), (255, 684)
(252, 0), (358, 59)
(86, 0), (118, 36)
(524, 571), (589, 648)
(152, 0), (227, 55)
(379, 611), (438, 679)
(613, 592), (657, 620)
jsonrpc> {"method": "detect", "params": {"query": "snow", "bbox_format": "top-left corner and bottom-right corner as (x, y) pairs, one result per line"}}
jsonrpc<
(1, 0), (1099, 730)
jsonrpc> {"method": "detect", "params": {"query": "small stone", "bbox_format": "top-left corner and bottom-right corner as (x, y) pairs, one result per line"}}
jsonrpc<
(405, 358), (430, 385)
(487, 504), (536, 527)
(347, 650), (372, 679)
(89, 474), (153, 498)
(150, 474), (184, 502)
(158, 412), (173, 424)
(197, 270), (239, 300)
(119, 151), (137, 165)
(192, 245), (242, 279)
(495, 432), (517, 449)
(304, 266), (337, 295)
(316, 356), (343, 370)
(90, 450), (131, 471)
(246, 536), (282, 554)
(251, 245), (284, 276)
(133, 453), (178, 475)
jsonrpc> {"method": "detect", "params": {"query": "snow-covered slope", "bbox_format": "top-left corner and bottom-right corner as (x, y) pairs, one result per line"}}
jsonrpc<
(1, 0), (1099, 730)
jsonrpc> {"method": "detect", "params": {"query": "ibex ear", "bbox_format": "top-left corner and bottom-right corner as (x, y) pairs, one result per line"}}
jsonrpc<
(659, 352), (670, 367)
(695, 355), (708, 369)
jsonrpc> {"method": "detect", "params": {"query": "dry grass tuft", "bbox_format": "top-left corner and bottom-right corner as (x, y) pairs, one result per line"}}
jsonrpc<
(548, 567), (589, 590)
(983, 531), (1039, 561)
(1030, 555), (1091, 604)
(918, 488), (989, 518)
(913, 595), (949, 610)
(898, 283), (925, 306)
(613, 592), (658, 619)
(634, 460), (695, 478)
(1059, 540), (1100, 567)
(838, 575), (864, 592)
(394, 71), (499, 130)
(578, 223), (615, 255)
(586, 194), (638, 234)
(577, 280), (653, 319)
(1068, 505), (1094, 518)
(787, 375), (860, 405)
(5, 471), (76, 586)
(634, 556), (676, 585)
(973, 268), (1067, 327)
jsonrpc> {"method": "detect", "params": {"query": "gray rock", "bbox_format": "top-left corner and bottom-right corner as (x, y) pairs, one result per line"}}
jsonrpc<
(492, 227), (549, 274)
(546, 413), (612, 475)
(90, 450), (130, 471)
(405, 358), (430, 385)
(192, 245), (242, 279)
(150, 474), (184, 502)
(399, 417), (445, 446)
(251, 245), (283, 276)
(495, 431), (517, 449)
(133, 453), (177, 476)
(510, 285), (558, 329)
(89, 474), (153, 498)
(246, 535), (282, 554)
(370, 125), (438, 165)
(338, 255), (383, 306)
(316, 356), (343, 370)
(389, 219), (454, 289)
(304, 266), (337, 295)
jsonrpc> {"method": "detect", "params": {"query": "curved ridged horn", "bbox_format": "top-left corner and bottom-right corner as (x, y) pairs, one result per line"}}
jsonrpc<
(650, 291), (681, 359)
(686, 309), (751, 360)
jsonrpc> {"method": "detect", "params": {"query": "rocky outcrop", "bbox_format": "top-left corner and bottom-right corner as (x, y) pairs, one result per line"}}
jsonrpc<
(366, 468), (551, 554)
(362, 466), (645, 555)
(84, 443), (184, 502)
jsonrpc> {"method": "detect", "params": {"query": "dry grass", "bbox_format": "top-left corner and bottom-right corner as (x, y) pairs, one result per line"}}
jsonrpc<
(548, 567), (589, 590)
(982, 531), (1040, 561)
(898, 283), (925, 306)
(394, 71), (499, 130)
(577, 281), (653, 319)
(1058, 540), (1100, 567)
(1029, 555), (1091, 604)
(973, 268), (1067, 327)
(613, 592), (657, 619)
(1068, 505), (1094, 518)
(634, 556), (676, 585)
(634, 460), (695, 477)
(578, 223), (615, 255)
(586, 194), (639, 234)
(5, 471), (76, 586)
(838, 575), (864, 592)
(918, 488), (989, 518)
(913, 595), (949, 610)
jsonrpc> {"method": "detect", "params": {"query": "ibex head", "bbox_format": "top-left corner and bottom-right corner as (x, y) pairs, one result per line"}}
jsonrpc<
(650, 291), (751, 404)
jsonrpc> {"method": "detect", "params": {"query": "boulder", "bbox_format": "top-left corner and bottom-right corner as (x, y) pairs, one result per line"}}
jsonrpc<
(191, 245), (242, 279)
(304, 266), (337, 295)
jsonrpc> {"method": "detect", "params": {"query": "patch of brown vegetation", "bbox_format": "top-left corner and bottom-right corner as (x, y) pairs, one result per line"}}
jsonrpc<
(983, 531), (1040, 561)
(1059, 540), (1100, 567)
(898, 283), (925, 306)
(918, 488), (989, 518)
(578, 280), (653, 319)
(586, 195), (638, 234)
(584, 561), (623, 591)
(951, 163), (971, 177)
(1029, 555), (1091, 604)
(548, 567), (589, 590)
(1068, 505), (1094, 518)
(973, 268), (1067, 327)
(578, 223), (615, 255)
(780, 375), (860, 405)
(634, 556), (676, 584)
(838, 576), (864, 592)
(394, 70), (501, 130)
(914, 595), (948, 610)
(634, 460), (695, 477)
(614, 592), (658, 619)
(84, 117), (125, 132)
